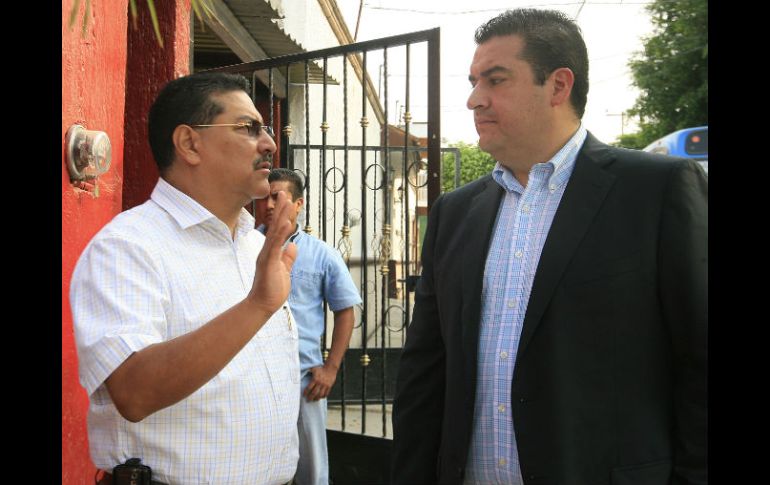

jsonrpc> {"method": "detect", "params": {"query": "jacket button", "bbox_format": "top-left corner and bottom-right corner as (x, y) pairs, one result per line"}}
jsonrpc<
(519, 397), (526, 403)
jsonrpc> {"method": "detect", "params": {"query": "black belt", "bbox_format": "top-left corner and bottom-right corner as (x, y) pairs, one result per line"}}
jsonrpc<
(96, 470), (169, 485)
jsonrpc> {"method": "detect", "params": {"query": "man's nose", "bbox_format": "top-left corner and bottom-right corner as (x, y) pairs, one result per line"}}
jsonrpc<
(467, 85), (487, 111)
(259, 132), (277, 156)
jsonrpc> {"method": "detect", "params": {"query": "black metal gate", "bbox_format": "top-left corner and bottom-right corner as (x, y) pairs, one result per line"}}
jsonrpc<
(207, 28), (442, 482)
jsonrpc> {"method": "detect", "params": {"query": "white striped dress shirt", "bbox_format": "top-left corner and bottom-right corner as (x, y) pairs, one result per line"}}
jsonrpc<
(70, 178), (300, 484)
(464, 125), (587, 484)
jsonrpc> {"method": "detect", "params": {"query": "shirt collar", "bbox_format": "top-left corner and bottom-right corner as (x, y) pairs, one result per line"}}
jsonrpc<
(257, 223), (302, 243)
(151, 177), (256, 236)
(289, 225), (301, 242)
(492, 123), (588, 193)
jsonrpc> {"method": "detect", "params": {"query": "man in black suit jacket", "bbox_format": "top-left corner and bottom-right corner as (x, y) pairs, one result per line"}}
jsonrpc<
(391, 8), (707, 485)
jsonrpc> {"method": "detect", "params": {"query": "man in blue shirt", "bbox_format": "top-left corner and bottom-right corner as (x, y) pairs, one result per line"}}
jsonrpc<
(257, 168), (362, 485)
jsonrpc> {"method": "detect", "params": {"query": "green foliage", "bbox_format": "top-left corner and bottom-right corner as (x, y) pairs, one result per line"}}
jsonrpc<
(68, 0), (214, 48)
(441, 142), (496, 193)
(611, 132), (648, 150)
(623, 0), (708, 147)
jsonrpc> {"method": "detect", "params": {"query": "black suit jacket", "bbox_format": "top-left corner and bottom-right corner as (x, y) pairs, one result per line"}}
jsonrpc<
(391, 134), (707, 485)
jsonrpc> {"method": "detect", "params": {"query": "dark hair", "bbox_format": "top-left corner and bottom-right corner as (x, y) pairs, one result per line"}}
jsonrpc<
(148, 72), (251, 172)
(268, 168), (305, 201)
(475, 8), (589, 118)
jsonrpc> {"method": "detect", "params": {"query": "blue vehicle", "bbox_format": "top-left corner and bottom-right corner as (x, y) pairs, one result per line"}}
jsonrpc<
(643, 125), (708, 174)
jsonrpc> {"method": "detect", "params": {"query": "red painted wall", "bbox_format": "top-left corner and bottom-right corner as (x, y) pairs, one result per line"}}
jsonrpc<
(62, 1), (129, 482)
(123, 1), (191, 210)
(62, 1), (190, 482)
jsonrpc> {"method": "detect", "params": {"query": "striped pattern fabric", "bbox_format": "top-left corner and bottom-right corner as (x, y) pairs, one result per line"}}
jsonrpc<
(70, 178), (300, 484)
(464, 126), (587, 484)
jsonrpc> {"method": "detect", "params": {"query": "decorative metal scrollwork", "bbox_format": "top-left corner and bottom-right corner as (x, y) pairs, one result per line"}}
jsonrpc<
(364, 163), (386, 191)
(379, 224), (392, 276)
(338, 224), (352, 264)
(384, 304), (407, 332)
(324, 207), (337, 223)
(351, 303), (364, 329)
(324, 167), (346, 193)
(406, 160), (429, 188)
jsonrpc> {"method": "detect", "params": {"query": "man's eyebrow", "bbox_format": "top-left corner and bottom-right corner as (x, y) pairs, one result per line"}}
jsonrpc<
(481, 66), (512, 78)
(469, 65), (512, 84)
(235, 115), (261, 123)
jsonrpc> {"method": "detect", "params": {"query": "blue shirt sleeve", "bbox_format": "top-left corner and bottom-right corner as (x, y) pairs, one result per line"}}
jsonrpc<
(322, 244), (362, 312)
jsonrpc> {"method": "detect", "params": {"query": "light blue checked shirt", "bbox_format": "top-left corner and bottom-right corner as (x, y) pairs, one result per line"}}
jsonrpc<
(71, 178), (300, 485)
(464, 125), (587, 484)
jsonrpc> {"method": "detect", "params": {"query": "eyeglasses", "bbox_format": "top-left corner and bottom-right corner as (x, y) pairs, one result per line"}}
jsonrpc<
(190, 120), (275, 139)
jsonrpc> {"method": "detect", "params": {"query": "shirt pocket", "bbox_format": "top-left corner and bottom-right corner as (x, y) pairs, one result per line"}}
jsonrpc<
(290, 269), (324, 303)
(261, 312), (301, 391)
(255, 305), (296, 340)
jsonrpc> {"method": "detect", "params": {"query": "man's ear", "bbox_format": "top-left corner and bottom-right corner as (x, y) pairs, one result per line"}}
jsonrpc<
(172, 125), (203, 167)
(296, 197), (305, 211)
(549, 67), (574, 109)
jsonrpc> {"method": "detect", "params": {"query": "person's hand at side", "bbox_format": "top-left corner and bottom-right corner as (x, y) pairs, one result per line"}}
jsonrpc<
(303, 364), (339, 401)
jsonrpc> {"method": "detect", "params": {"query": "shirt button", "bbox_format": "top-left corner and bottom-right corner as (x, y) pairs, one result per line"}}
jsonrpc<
(498, 404), (505, 412)
(549, 184), (556, 192)
(522, 204), (531, 213)
(507, 298), (517, 308)
(514, 250), (523, 258)
(499, 458), (507, 466)
(500, 351), (508, 359)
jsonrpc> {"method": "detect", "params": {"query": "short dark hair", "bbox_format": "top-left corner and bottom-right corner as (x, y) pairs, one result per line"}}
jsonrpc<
(148, 72), (251, 172)
(268, 168), (305, 201)
(475, 8), (589, 118)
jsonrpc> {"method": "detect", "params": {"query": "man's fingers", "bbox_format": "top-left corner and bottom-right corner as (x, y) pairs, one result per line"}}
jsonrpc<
(309, 384), (328, 401)
(303, 381), (317, 398)
(282, 242), (297, 273)
(262, 191), (294, 251)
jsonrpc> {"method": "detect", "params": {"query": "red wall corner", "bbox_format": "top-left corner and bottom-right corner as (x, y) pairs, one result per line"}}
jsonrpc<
(122, 0), (191, 211)
(62, 0), (129, 482)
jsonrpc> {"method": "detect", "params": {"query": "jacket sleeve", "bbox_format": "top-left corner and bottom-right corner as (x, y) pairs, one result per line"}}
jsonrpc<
(658, 159), (708, 485)
(391, 194), (447, 484)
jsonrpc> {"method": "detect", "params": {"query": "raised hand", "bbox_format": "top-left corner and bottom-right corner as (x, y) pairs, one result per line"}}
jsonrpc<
(248, 190), (297, 315)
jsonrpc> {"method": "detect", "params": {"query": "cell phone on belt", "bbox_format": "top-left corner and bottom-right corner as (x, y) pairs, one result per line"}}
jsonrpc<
(112, 458), (152, 485)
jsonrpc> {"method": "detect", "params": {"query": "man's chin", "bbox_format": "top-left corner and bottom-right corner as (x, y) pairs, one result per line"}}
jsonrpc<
(254, 180), (270, 199)
(477, 138), (495, 157)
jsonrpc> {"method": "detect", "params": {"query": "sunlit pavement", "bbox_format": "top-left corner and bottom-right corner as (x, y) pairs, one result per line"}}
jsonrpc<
(327, 403), (393, 439)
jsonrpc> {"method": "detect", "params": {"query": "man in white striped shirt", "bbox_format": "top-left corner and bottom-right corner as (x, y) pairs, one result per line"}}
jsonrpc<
(70, 72), (301, 484)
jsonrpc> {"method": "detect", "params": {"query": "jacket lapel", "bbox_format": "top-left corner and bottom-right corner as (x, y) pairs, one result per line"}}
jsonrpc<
(516, 134), (617, 360)
(461, 178), (504, 389)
